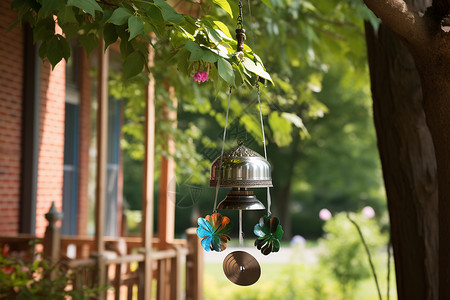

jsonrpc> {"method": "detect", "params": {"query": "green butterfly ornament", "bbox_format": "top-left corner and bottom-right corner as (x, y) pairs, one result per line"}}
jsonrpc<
(254, 216), (284, 255)
(197, 213), (233, 252)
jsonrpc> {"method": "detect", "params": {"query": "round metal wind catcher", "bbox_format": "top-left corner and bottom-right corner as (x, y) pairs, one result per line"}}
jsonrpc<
(223, 251), (261, 286)
(210, 141), (272, 210)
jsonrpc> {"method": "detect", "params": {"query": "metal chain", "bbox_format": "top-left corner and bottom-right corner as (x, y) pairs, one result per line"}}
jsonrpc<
(237, 0), (244, 29)
(235, 0), (246, 52)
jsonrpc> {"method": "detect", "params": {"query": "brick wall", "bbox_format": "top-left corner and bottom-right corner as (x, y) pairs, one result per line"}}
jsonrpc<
(35, 61), (66, 237)
(0, 3), (94, 237)
(0, 0), (24, 235)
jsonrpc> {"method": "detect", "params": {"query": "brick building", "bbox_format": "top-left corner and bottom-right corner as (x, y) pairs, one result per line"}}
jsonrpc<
(0, 1), (122, 238)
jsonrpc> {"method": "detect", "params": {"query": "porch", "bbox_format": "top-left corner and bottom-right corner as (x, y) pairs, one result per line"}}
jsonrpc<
(0, 213), (203, 300)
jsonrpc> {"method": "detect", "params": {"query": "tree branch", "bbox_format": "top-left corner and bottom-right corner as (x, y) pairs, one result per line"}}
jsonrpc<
(363, 0), (429, 45)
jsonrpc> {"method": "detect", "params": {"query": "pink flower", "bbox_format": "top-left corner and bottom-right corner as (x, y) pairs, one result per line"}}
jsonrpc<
(21, 266), (30, 272)
(362, 206), (375, 219)
(1, 266), (14, 274)
(2, 245), (9, 257)
(193, 71), (208, 83)
(319, 208), (332, 221)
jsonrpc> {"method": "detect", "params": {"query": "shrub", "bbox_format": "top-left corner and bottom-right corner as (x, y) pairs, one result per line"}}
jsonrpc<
(319, 212), (387, 299)
(0, 244), (102, 299)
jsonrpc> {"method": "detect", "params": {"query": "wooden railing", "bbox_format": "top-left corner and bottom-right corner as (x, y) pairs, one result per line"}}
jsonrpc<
(0, 228), (203, 300)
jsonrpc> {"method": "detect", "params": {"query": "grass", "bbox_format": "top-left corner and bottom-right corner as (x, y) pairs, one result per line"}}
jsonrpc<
(203, 244), (397, 300)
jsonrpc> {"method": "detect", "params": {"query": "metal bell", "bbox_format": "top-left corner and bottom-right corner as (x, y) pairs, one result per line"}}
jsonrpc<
(210, 141), (272, 210)
(217, 188), (265, 210)
(210, 141), (273, 188)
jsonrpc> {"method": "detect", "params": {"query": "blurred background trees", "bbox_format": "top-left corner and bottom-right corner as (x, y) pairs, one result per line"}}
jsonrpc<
(114, 0), (385, 240)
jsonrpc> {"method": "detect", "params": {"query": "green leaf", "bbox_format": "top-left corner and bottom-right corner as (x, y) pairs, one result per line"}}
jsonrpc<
(78, 33), (98, 55)
(33, 18), (55, 42)
(103, 23), (118, 50)
(261, 0), (273, 10)
(47, 34), (70, 69)
(282, 112), (304, 128)
(123, 51), (144, 79)
(39, 0), (64, 18)
(146, 5), (164, 24)
(212, 0), (233, 18)
(184, 41), (218, 63)
(144, 7), (164, 37)
(38, 40), (49, 60)
(57, 5), (78, 23)
(108, 7), (132, 25)
(212, 21), (233, 39)
(241, 57), (273, 83)
(268, 112), (292, 146)
(99, 9), (113, 24)
(59, 23), (79, 39)
(119, 38), (134, 59)
(154, 0), (184, 24)
(128, 16), (144, 41)
(176, 49), (191, 76)
(217, 57), (234, 86)
(67, 0), (102, 17)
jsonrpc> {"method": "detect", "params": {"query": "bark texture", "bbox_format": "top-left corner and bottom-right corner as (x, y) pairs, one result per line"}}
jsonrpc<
(364, 0), (450, 300)
(416, 45), (450, 299)
(365, 23), (438, 300)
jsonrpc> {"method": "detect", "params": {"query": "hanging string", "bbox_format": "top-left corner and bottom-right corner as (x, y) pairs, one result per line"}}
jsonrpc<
(212, 86), (233, 212)
(256, 81), (272, 216)
(239, 210), (244, 247)
(246, 0), (257, 49)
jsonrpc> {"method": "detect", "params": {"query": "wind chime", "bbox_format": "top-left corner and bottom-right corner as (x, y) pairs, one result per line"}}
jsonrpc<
(196, 0), (284, 286)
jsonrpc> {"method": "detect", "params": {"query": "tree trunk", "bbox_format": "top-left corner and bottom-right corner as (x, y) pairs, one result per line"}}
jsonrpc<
(365, 22), (438, 300)
(415, 48), (450, 299)
(270, 134), (301, 240)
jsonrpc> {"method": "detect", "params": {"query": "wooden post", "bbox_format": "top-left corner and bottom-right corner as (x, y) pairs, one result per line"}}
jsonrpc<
(43, 202), (63, 279)
(140, 42), (156, 300)
(185, 228), (203, 300)
(170, 245), (182, 300)
(157, 259), (167, 300)
(158, 81), (178, 249)
(156, 81), (177, 299)
(114, 263), (122, 300)
(94, 39), (109, 300)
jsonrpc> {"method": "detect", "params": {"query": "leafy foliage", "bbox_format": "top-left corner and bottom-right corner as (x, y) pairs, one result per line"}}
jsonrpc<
(0, 244), (102, 299)
(197, 213), (232, 252)
(254, 216), (284, 255)
(10, 0), (273, 83)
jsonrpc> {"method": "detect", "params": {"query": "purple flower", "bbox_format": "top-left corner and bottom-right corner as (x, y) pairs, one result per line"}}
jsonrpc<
(362, 206), (375, 219)
(319, 208), (332, 221)
(290, 235), (306, 246)
(193, 71), (208, 83)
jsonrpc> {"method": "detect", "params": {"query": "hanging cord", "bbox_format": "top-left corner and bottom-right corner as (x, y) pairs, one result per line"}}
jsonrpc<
(256, 81), (272, 216)
(212, 86), (233, 212)
(246, 0), (257, 49)
(239, 210), (244, 247)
